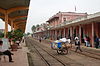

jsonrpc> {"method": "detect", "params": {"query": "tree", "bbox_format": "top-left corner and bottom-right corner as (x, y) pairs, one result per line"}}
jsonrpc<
(31, 25), (36, 33)
(13, 29), (23, 39)
(0, 32), (4, 38)
(8, 29), (23, 42)
(27, 32), (30, 35)
(36, 24), (39, 27)
(8, 30), (13, 39)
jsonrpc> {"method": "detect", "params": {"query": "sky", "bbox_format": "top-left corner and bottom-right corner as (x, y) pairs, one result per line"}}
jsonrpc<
(0, 0), (100, 33)
(0, 19), (11, 31)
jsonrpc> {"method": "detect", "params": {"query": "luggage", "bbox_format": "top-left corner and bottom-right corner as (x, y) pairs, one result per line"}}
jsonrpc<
(51, 42), (62, 50)
(57, 42), (62, 48)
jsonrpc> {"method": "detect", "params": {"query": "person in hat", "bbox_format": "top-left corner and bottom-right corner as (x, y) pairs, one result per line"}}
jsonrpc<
(74, 37), (82, 52)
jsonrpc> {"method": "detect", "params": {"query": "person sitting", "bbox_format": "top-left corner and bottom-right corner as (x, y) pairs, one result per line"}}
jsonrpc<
(0, 39), (14, 62)
(16, 40), (20, 46)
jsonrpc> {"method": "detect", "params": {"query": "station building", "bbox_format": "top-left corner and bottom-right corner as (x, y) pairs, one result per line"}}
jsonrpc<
(34, 12), (100, 47)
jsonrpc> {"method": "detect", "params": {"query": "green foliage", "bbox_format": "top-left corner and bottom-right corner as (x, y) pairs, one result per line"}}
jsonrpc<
(0, 32), (4, 38)
(31, 25), (36, 32)
(36, 24), (39, 27)
(8, 31), (13, 39)
(8, 29), (23, 42)
(13, 29), (23, 38)
(27, 32), (31, 35)
(31, 24), (40, 33)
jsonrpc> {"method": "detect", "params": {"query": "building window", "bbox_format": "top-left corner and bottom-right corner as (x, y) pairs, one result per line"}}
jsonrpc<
(63, 18), (66, 22)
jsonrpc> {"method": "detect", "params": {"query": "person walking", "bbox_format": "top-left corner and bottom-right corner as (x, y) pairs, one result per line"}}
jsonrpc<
(0, 39), (14, 62)
(39, 37), (42, 43)
(94, 36), (99, 48)
(84, 36), (87, 46)
(74, 37), (82, 52)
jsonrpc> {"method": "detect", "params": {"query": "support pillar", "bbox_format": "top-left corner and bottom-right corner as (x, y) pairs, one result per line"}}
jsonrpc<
(79, 25), (82, 43)
(59, 29), (61, 38)
(55, 30), (57, 40)
(14, 23), (17, 30)
(70, 27), (73, 39)
(63, 28), (66, 38)
(92, 22), (94, 47)
(4, 11), (8, 38)
(48, 30), (50, 39)
(11, 20), (14, 31)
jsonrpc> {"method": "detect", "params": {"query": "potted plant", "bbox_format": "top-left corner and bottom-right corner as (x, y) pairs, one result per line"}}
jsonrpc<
(8, 29), (23, 51)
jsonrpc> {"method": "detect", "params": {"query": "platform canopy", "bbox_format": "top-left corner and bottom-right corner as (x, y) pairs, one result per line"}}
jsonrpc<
(0, 0), (30, 36)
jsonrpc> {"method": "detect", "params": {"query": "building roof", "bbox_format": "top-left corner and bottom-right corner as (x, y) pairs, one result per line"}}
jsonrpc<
(47, 12), (87, 22)
(0, 0), (30, 32)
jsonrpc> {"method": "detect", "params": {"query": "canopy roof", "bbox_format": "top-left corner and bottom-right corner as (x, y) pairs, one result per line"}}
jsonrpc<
(0, 0), (30, 32)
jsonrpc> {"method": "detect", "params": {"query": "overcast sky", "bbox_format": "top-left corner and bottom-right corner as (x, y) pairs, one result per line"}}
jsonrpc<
(0, 0), (100, 33)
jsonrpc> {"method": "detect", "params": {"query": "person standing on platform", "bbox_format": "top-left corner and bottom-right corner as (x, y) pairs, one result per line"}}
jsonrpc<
(94, 35), (99, 48)
(74, 37), (82, 52)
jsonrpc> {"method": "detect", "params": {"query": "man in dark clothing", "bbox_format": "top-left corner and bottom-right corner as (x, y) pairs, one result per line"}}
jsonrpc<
(95, 36), (99, 48)
(75, 38), (82, 52)
(0, 40), (14, 62)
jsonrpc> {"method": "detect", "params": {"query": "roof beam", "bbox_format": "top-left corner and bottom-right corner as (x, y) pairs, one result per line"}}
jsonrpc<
(0, 8), (6, 14)
(12, 15), (27, 21)
(7, 6), (29, 14)
(0, 16), (4, 20)
(15, 21), (26, 25)
(9, 15), (27, 21)
(14, 20), (26, 23)
(17, 24), (26, 27)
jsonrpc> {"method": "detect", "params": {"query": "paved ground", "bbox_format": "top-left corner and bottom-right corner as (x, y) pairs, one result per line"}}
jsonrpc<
(0, 42), (29, 66)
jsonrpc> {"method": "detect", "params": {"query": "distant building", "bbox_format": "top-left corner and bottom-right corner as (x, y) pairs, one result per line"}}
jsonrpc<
(34, 23), (48, 38)
(34, 12), (100, 48)
(47, 12), (87, 28)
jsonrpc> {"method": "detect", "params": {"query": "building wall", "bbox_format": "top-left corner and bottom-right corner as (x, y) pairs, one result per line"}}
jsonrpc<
(48, 12), (87, 28)
(94, 22), (100, 37)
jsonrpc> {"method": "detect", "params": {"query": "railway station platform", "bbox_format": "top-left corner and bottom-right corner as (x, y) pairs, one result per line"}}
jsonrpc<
(0, 42), (29, 66)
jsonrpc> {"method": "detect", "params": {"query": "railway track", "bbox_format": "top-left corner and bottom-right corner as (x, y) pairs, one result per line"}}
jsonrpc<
(26, 38), (67, 66)
(32, 38), (100, 60)
(25, 37), (83, 66)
